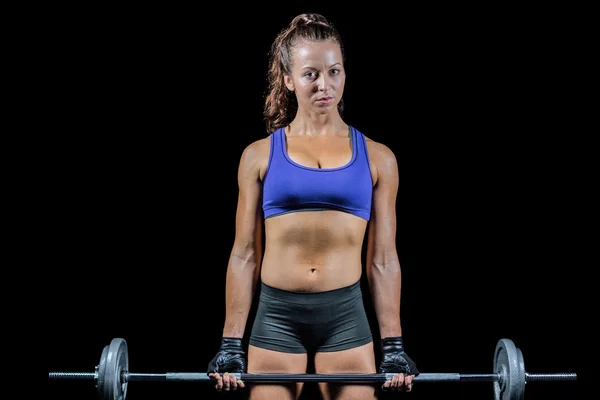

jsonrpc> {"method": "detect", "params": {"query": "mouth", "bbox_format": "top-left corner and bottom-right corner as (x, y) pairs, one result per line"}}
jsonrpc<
(316, 97), (334, 105)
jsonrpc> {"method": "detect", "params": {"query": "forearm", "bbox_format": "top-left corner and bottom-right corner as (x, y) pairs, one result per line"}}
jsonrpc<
(367, 257), (403, 338)
(222, 249), (261, 338)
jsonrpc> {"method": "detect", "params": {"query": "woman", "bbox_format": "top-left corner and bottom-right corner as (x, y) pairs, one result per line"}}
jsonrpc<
(207, 12), (418, 400)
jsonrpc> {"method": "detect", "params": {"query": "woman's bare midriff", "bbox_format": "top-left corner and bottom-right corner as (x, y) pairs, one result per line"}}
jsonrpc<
(261, 210), (368, 292)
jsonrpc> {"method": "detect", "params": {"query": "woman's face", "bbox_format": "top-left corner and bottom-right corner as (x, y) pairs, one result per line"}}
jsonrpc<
(284, 39), (345, 115)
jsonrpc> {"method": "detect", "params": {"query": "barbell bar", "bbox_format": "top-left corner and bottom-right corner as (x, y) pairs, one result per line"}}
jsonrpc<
(48, 337), (577, 400)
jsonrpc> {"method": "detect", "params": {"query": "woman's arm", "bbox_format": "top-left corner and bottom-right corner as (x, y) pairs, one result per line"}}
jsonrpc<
(221, 140), (265, 338)
(365, 141), (403, 339)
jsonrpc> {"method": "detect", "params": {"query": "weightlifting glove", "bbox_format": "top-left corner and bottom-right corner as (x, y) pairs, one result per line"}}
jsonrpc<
(379, 336), (419, 377)
(207, 337), (246, 374)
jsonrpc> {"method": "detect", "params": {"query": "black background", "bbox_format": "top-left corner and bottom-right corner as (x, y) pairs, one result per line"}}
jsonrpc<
(39, 3), (592, 400)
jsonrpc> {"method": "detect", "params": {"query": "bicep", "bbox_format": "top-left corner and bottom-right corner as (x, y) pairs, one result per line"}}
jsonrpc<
(233, 146), (264, 253)
(367, 146), (399, 262)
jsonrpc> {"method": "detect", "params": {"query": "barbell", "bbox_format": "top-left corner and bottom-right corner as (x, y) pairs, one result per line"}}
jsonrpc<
(48, 337), (576, 400)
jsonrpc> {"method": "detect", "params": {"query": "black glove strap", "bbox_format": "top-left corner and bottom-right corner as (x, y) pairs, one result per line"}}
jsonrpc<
(207, 337), (246, 374)
(379, 336), (419, 376)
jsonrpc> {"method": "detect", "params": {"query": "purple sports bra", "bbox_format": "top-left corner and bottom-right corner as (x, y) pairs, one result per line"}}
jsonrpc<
(262, 126), (373, 221)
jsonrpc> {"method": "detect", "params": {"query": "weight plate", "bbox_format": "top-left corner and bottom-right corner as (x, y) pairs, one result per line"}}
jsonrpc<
(96, 345), (109, 399)
(493, 338), (525, 400)
(103, 338), (129, 400)
(516, 347), (525, 397)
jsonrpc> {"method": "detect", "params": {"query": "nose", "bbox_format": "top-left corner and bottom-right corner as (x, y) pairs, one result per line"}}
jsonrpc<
(317, 74), (331, 91)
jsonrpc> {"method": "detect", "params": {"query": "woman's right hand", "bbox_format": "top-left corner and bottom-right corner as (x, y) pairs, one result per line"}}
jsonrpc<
(207, 337), (247, 392)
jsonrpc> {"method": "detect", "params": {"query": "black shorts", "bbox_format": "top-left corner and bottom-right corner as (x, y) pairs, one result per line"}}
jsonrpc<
(249, 280), (373, 354)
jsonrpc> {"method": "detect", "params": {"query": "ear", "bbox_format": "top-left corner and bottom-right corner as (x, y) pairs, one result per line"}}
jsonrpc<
(284, 75), (294, 92)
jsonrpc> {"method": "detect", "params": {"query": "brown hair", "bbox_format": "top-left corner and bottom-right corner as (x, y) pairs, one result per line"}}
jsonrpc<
(263, 13), (345, 134)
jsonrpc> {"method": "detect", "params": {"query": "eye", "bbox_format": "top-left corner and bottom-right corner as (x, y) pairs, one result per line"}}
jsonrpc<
(304, 71), (317, 79)
(330, 69), (340, 75)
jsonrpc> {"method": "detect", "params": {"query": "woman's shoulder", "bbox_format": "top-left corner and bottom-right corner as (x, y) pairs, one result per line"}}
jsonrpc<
(359, 132), (398, 184)
(238, 134), (272, 168)
(243, 135), (271, 156)
(360, 131), (397, 164)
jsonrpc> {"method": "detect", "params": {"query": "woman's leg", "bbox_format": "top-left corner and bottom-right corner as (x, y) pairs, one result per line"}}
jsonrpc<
(247, 344), (308, 400)
(309, 281), (376, 399)
(314, 342), (377, 400)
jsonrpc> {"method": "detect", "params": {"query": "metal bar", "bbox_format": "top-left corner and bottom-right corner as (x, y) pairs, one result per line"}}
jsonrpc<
(49, 371), (578, 383)
(452, 374), (499, 382)
(125, 372), (497, 383)
(525, 373), (578, 381)
(48, 372), (95, 380)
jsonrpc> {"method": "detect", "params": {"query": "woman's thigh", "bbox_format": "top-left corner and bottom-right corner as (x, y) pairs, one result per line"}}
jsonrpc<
(247, 344), (308, 400)
(314, 342), (378, 400)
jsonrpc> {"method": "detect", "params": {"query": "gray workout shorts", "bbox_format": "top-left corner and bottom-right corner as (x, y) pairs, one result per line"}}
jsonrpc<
(249, 280), (373, 353)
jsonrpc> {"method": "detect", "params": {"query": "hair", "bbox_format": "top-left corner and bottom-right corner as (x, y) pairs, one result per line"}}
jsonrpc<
(263, 13), (345, 134)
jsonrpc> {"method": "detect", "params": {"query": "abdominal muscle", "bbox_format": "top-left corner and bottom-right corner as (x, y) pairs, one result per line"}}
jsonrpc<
(260, 210), (368, 292)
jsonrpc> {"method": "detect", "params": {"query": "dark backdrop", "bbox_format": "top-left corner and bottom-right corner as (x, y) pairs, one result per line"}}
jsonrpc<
(41, 3), (590, 400)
